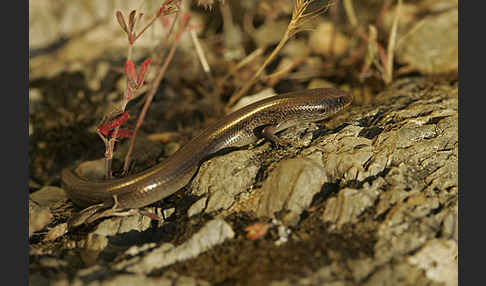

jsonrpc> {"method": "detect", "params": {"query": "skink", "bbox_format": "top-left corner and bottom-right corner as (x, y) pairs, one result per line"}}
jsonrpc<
(61, 88), (352, 226)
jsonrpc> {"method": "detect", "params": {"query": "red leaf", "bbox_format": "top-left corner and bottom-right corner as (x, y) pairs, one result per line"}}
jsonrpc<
(175, 12), (191, 41)
(128, 10), (137, 33)
(98, 124), (111, 136)
(97, 112), (130, 136)
(124, 59), (137, 82)
(116, 11), (128, 34)
(180, 12), (191, 29)
(137, 58), (151, 88)
(110, 129), (132, 138)
(156, 5), (164, 18)
(157, 0), (177, 17)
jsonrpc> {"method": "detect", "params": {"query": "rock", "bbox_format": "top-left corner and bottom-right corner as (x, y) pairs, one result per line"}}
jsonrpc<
(396, 8), (458, 74)
(187, 196), (208, 217)
(96, 274), (174, 286)
(256, 157), (326, 225)
(39, 257), (68, 268)
(362, 262), (436, 286)
(29, 199), (53, 237)
(30, 186), (68, 207)
(44, 223), (68, 241)
(58, 273), (211, 286)
(29, 88), (43, 113)
(269, 262), (346, 286)
(80, 233), (109, 266)
(190, 149), (261, 213)
(71, 159), (106, 180)
(124, 243), (157, 257)
(230, 88), (276, 112)
(91, 212), (152, 237)
(408, 239), (458, 286)
(322, 186), (380, 230)
(118, 219), (234, 274)
(266, 77), (457, 284)
(441, 202), (458, 241)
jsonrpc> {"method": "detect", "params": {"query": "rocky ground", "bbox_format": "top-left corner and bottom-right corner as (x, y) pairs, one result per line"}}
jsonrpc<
(29, 77), (458, 286)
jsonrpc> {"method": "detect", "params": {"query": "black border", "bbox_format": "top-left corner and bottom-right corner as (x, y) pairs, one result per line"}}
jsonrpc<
(11, 0), (28, 285)
(459, 1), (478, 286)
(457, 2), (463, 286)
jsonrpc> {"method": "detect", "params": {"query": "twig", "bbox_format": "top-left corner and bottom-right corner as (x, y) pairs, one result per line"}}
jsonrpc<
(329, 0), (340, 59)
(342, 0), (358, 28)
(190, 29), (211, 76)
(221, 48), (263, 83)
(100, 0), (179, 178)
(104, 41), (134, 179)
(123, 12), (191, 174)
(383, 0), (401, 84)
(375, 0), (392, 27)
(211, 48), (263, 106)
(359, 25), (378, 79)
(263, 58), (304, 86)
(227, 0), (331, 110)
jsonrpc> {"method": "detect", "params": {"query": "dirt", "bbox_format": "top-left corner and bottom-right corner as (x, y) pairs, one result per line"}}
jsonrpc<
(165, 209), (377, 286)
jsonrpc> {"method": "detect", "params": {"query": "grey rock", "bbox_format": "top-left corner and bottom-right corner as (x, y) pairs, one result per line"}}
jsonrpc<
(30, 186), (68, 207)
(91, 212), (152, 237)
(187, 196), (208, 217)
(256, 157), (326, 225)
(322, 187), (379, 229)
(190, 149), (261, 212)
(124, 243), (158, 257)
(119, 219), (234, 274)
(362, 262), (439, 286)
(80, 233), (109, 266)
(408, 239), (458, 286)
(309, 125), (379, 182)
(441, 202), (458, 242)
(29, 199), (53, 237)
(62, 273), (212, 286)
(50, 266), (211, 286)
(84, 233), (109, 252)
(270, 262), (347, 286)
(39, 257), (68, 268)
(184, 77), (457, 286)
(44, 222), (68, 241)
(396, 8), (458, 74)
(97, 274), (173, 286)
(317, 78), (456, 284)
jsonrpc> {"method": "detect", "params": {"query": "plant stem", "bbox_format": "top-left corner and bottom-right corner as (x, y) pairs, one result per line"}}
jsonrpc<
(103, 44), (134, 179)
(122, 14), (182, 174)
(226, 0), (329, 110)
(343, 0), (358, 28)
(227, 29), (291, 109)
(383, 0), (401, 85)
